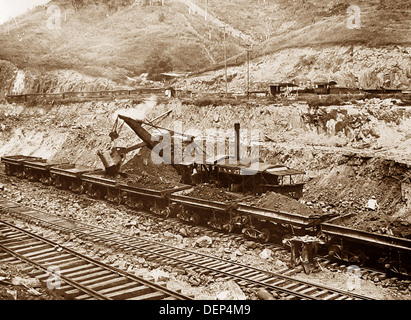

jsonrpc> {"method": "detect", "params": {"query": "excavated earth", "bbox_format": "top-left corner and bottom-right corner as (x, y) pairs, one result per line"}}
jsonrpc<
(0, 173), (409, 300)
(242, 191), (322, 217)
(1, 97), (411, 236)
(121, 146), (181, 184)
(1, 95), (411, 299)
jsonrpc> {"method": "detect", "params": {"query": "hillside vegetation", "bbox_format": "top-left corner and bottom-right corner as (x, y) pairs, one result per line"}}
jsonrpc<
(0, 0), (241, 82)
(0, 0), (409, 84)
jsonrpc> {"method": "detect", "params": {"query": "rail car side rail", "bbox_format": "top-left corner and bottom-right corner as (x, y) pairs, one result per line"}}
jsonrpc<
(120, 184), (191, 200)
(321, 223), (411, 252)
(49, 164), (96, 178)
(169, 193), (240, 212)
(236, 203), (323, 228)
(81, 171), (119, 188)
(23, 160), (71, 171)
(1, 155), (45, 166)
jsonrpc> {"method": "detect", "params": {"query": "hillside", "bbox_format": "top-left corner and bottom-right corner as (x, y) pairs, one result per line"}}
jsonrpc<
(0, 0), (410, 85)
(0, 0), (244, 83)
(176, 45), (411, 93)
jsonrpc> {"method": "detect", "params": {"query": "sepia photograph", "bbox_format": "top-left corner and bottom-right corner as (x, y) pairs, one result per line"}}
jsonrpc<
(0, 0), (410, 312)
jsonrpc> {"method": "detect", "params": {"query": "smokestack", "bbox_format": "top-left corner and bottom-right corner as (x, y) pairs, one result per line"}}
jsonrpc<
(235, 123), (240, 162)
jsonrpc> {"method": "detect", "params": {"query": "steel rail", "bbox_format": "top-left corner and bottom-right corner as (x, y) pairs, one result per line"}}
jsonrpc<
(0, 220), (190, 300)
(0, 200), (374, 300)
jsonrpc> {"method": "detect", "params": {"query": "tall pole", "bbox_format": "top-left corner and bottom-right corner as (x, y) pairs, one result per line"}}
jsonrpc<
(246, 46), (251, 98)
(224, 27), (228, 96)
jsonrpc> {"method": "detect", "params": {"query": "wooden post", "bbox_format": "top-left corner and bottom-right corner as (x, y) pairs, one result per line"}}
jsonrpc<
(246, 47), (251, 98)
(223, 27), (228, 96)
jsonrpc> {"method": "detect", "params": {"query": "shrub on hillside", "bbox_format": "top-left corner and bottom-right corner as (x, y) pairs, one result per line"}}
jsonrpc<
(143, 51), (173, 81)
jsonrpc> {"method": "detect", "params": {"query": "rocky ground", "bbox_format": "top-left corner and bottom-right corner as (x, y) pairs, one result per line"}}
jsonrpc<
(0, 261), (64, 300)
(1, 173), (410, 300)
(1, 93), (411, 300)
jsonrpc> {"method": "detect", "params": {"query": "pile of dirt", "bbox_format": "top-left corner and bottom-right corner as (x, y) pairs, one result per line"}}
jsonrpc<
(302, 156), (411, 238)
(122, 147), (181, 183)
(336, 211), (411, 239)
(243, 192), (321, 217)
(120, 172), (181, 191)
(185, 184), (241, 203)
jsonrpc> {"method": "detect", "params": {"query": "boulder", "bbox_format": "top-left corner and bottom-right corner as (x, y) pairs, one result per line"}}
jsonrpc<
(275, 259), (287, 268)
(259, 248), (273, 260)
(216, 281), (247, 300)
(174, 234), (184, 243)
(164, 231), (174, 238)
(12, 276), (41, 288)
(194, 236), (213, 248)
(150, 269), (170, 282)
(256, 288), (278, 300)
(179, 227), (188, 237)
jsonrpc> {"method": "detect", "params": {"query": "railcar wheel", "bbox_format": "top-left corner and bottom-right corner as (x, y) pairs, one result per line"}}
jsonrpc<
(281, 233), (293, 248)
(112, 195), (121, 205)
(327, 244), (342, 260)
(93, 188), (103, 199)
(352, 249), (368, 266)
(259, 228), (271, 243)
(133, 201), (144, 210)
(78, 184), (85, 194)
(223, 222), (235, 234)
(190, 213), (201, 225)
(162, 207), (173, 218)
(4, 165), (12, 176)
(28, 172), (39, 182)
(16, 170), (25, 179)
(150, 203), (161, 215)
(242, 227), (255, 240)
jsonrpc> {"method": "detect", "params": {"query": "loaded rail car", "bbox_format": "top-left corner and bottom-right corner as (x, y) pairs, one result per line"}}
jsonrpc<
(81, 170), (122, 201)
(322, 223), (411, 274)
(169, 188), (245, 230)
(23, 159), (71, 184)
(2, 155), (45, 178)
(169, 189), (324, 243)
(49, 163), (96, 193)
(82, 169), (192, 216)
(235, 203), (326, 243)
(119, 182), (191, 217)
(199, 155), (306, 199)
(3, 155), (411, 274)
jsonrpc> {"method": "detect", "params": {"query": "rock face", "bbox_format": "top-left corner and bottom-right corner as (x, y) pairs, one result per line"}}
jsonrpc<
(0, 60), (117, 101)
(0, 60), (18, 102)
(177, 45), (411, 93)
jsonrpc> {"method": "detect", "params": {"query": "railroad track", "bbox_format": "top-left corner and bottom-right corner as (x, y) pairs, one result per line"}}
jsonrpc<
(0, 199), (374, 300)
(0, 219), (190, 300)
(0, 170), (404, 286)
(0, 170), (285, 253)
